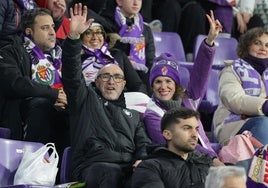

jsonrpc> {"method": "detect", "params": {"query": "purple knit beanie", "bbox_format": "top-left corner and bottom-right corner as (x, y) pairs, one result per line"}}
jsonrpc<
(149, 53), (180, 86)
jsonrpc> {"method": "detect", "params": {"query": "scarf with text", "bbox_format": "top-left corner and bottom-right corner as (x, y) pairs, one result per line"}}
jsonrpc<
(23, 36), (63, 89)
(224, 58), (268, 123)
(114, 6), (145, 65)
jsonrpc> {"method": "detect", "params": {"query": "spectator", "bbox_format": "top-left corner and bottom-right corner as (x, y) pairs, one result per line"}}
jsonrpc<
(213, 27), (268, 146)
(199, 0), (233, 35)
(131, 107), (213, 188)
(229, 0), (264, 39)
(61, 3), (151, 188)
(80, 22), (147, 93)
(205, 166), (247, 188)
(0, 8), (69, 154)
(0, 0), (36, 47)
(144, 10), (224, 166)
(0, 0), (70, 48)
(35, 0), (71, 42)
(85, 0), (156, 95)
(152, 0), (207, 58)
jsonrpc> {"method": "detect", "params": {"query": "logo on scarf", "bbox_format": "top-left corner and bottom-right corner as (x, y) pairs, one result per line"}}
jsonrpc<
(35, 65), (54, 86)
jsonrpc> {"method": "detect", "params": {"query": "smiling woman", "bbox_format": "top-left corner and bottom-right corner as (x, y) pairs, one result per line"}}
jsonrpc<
(213, 27), (268, 147)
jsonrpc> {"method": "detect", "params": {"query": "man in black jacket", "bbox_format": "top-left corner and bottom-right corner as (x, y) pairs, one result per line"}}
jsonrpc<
(131, 107), (213, 188)
(61, 3), (151, 188)
(0, 8), (69, 153)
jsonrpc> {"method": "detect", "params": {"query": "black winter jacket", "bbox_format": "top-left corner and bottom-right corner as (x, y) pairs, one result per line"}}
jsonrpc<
(61, 38), (152, 181)
(0, 35), (58, 138)
(131, 146), (213, 188)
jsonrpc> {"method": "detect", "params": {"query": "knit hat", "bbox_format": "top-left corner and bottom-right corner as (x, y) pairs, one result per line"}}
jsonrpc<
(149, 53), (180, 86)
(82, 22), (107, 39)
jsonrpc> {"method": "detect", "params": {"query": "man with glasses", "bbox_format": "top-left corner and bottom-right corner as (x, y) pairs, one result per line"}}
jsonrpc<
(61, 3), (151, 188)
(80, 22), (147, 93)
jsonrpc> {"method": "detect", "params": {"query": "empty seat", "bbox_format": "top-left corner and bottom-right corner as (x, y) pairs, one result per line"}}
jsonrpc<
(193, 34), (238, 69)
(60, 146), (71, 183)
(0, 127), (11, 139)
(0, 138), (45, 187)
(153, 31), (186, 62)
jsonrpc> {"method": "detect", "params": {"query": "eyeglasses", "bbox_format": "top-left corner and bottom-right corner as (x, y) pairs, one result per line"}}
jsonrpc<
(97, 73), (125, 83)
(85, 30), (104, 37)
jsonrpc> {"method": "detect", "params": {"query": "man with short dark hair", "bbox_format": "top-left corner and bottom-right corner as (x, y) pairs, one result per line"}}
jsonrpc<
(0, 8), (69, 153)
(131, 107), (212, 188)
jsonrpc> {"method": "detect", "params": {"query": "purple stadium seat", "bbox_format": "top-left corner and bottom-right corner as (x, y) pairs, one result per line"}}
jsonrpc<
(60, 146), (71, 183)
(199, 69), (221, 114)
(193, 35), (238, 69)
(153, 31), (186, 62)
(193, 34), (238, 69)
(0, 138), (51, 188)
(0, 127), (11, 139)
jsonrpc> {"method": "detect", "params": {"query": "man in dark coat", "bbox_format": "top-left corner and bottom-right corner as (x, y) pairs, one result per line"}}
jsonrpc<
(131, 107), (213, 188)
(61, 3), (151, 188)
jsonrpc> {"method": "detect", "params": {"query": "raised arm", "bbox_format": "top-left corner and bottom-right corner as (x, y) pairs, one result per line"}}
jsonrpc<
(187, 10), (222, 102)
(61, 4), (94, 110)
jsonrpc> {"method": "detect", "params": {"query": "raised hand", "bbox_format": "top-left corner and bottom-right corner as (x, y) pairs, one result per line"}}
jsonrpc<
(69, 3), (94, 39)
(206, 10), (223, 46)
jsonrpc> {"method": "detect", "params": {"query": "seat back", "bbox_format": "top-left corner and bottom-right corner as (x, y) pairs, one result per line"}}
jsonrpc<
(124, 92), (150, 114)
(153, 31), (186, 62)
(193, 34), (238, 68)
(0, 127), (11, 139)
(60, 146), (71, 183)
(0, 138), (44, 186)
(198, 69), (221, 114)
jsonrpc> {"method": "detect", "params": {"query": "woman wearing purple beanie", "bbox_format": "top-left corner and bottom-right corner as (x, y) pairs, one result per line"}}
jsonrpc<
(144, 10), (224, 166)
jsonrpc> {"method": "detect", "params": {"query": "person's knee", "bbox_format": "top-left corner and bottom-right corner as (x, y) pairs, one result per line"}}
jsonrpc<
(82, 163), (123, 187)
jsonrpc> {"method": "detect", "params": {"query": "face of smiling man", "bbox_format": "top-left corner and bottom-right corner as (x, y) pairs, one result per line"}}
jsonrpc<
(95, 64), (126, 100)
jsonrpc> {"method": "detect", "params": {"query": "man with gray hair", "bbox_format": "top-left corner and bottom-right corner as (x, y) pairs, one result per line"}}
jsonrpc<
(205, 166), (247, 188)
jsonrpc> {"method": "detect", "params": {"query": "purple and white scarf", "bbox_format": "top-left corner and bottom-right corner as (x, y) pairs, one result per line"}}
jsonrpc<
(224, 58), (268, 123)
(114, 6), (145, 65)
(14, 0), (36, 14)
(81, 43), (117, 85)
(23, 36), (63, 89)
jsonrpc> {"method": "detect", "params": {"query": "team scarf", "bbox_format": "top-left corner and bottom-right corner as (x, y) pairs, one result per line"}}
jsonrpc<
(233, 58), (268, 96)
(14, 0), (36, 14)
(114, 6), (146, 65)
(224, 57), (268, 123)
(23, 36), (63, 89)
(81, 43), (117, 86)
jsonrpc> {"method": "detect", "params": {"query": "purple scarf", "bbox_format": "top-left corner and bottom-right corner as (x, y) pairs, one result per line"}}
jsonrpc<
(114, 6), (145, 65)
(224, 57), (268, 124)
(233, 58), (268, 96)
(23, 36), (63, 89)
(14, 0), (36, 14)
(81, 43), (117, 85)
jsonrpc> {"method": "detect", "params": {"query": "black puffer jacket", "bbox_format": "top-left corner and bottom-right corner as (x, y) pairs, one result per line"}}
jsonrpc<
(62, 37), (152, 181)
(131, 146), (213, 188)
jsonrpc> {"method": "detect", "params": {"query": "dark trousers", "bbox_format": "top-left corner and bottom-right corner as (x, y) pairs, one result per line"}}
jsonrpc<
(81, 162), (132, 188)
(20, 97), (70, 158)
(152, 0), (206, 53)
